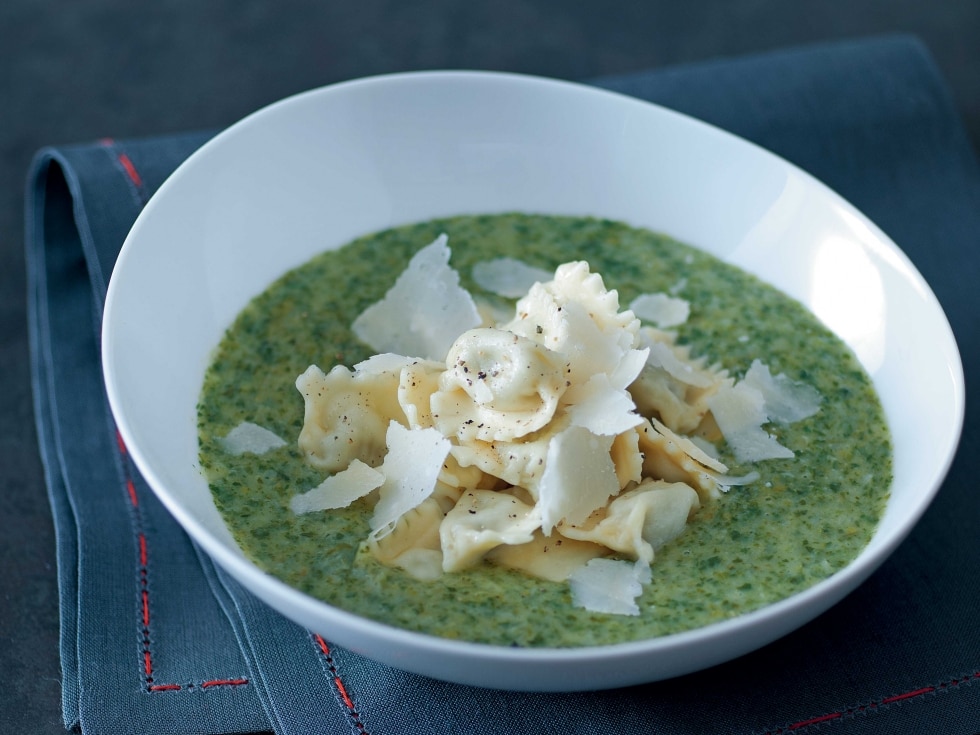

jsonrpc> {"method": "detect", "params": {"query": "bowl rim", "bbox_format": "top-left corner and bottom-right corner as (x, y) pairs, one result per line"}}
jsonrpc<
(102, 69), (966, 686)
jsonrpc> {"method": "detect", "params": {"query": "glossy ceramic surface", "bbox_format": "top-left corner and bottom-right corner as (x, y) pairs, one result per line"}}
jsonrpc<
(102, 71), (964, 691)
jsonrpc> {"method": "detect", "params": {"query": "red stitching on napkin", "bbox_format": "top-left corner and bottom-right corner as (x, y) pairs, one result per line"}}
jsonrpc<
(785, 712), (841, 730)
(101, 144), (251, 695)
(760, 670), (980, 734)
(312, 634), (370, 734)
(115, 153), (143, 189)
(880, 686), (935, 704)
(147, 684), (182, 692)
(126, 478), (139, 508)
(95, 146), (248, 694)
(114, 425), (251, 695)
(141, 585), (150, 628)
(201, 678), (250, 688)
(98, 138), (147, 207)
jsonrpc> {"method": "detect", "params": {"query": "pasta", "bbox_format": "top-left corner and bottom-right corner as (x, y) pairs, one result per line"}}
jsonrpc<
(286, 235), (820, 614)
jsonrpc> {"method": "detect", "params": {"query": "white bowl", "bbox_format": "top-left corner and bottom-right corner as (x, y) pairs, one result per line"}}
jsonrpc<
(102, 71), (964, 691)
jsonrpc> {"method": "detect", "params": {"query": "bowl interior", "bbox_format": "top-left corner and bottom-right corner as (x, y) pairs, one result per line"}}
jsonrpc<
(102, 71), (964, 690)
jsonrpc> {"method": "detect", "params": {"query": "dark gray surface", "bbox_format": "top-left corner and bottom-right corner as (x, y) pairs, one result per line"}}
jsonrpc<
(2, 2), (978, 733)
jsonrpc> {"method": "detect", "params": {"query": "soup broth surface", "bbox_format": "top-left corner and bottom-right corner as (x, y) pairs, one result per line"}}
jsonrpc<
(198, 213), (892, 647)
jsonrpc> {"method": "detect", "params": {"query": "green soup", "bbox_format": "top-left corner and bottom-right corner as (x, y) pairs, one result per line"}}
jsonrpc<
(197, 213), (891, 647)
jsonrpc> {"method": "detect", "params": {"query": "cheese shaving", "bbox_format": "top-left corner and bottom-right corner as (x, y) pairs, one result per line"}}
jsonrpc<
(568, 558), (650, 616)
(742, 359), (822, 424)
(646, 342), (715, 388)
(629, 292), (691, 328)
(352, 235), (481, 361)
(218, 422), (287, 456)
(290, 459), (384, 514)
(353, 353), (418, 375)
(707, 382), (795, 463)
(369, 422), (451, 539)
(565, 373), (644, 437)
(471, 257), (553, 298)
(538, 426), (619, 534)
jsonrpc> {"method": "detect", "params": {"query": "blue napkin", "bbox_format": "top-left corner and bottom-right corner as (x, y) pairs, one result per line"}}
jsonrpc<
(27, 34), (980, 734)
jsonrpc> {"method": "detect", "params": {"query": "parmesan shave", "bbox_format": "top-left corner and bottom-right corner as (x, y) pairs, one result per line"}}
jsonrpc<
(472, 257), (553, 298)
(369, 422), (451, 539)
(352, 234), (481, 361)
(290, 460), (384, 514)
(218, 421), (287, 456)
(629, 292), (690, 328)
(568, 558), (650, 616)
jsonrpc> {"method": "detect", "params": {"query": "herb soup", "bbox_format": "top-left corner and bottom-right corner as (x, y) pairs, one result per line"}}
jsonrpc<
(197, 213), (891, 647)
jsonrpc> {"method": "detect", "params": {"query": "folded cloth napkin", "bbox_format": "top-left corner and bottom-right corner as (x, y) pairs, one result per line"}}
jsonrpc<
(27, 33), (980, 735)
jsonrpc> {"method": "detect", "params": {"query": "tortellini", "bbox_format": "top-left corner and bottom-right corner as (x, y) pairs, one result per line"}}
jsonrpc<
(431, 328), (568, 442)
(503, 261), (640, 388)
(440, 489), (541, 572)
(296, 364), (404, 472)
(361, 479), (464, 581)
(283, 238), (820, 615)
(559, 480), (700, 564)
